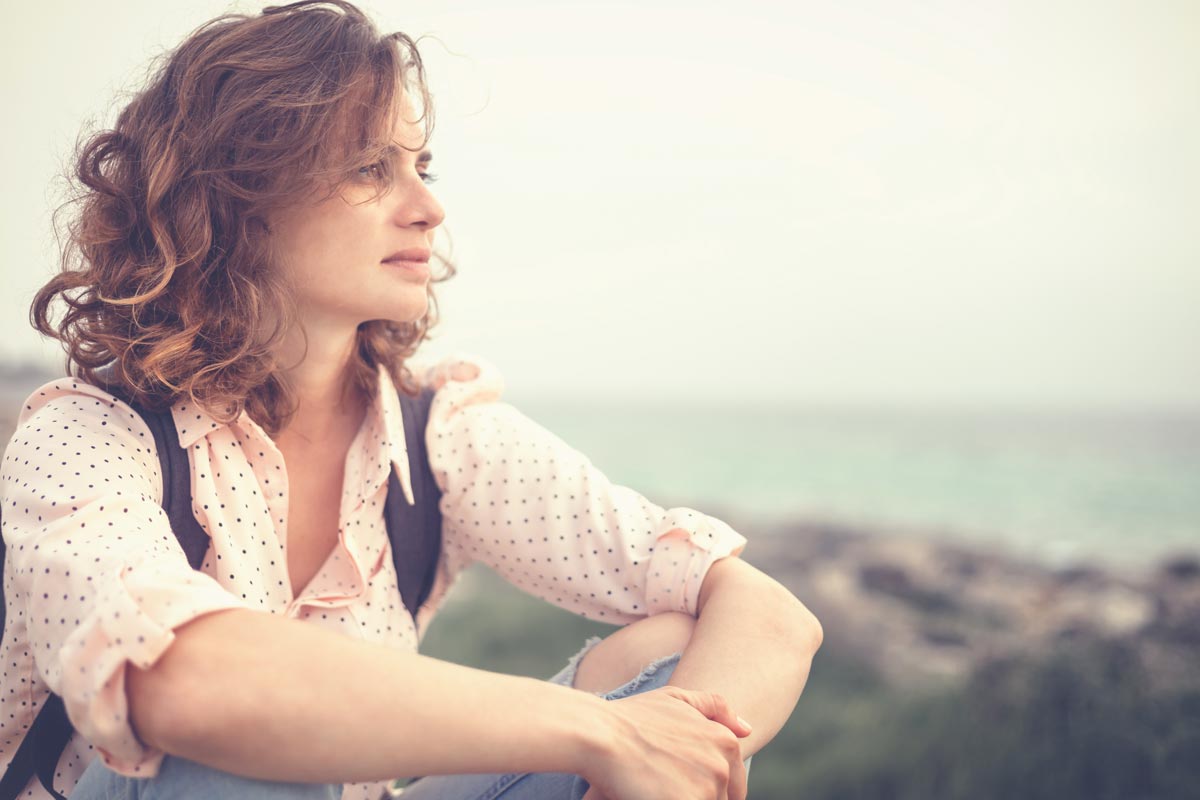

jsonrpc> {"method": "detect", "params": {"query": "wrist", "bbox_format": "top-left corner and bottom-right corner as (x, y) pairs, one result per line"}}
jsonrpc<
(564, 689), (621, 779)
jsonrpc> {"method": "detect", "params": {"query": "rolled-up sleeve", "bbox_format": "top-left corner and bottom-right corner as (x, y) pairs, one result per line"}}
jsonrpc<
(421, 353), (748, 625)
(1, 383), (251, 776)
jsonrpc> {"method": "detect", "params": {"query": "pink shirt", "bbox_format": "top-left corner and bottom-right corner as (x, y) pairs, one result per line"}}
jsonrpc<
(0, 352), (748, 800)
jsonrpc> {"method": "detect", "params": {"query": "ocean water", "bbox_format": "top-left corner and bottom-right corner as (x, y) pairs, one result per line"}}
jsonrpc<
(510, 399), (1200, 573)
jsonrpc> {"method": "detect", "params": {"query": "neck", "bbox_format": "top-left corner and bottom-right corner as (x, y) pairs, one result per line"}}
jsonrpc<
(272, 325), (369, 444)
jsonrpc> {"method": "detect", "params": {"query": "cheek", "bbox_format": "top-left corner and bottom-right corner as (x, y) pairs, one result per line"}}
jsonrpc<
(283, 211), (375, 276)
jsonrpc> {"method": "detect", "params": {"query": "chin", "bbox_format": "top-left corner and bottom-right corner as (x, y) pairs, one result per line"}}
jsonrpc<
(370, 302), (429, 325)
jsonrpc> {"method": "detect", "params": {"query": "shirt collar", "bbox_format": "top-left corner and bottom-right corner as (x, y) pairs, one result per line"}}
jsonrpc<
(171, 397), (225, 449)
(169, 363), (416, 507)
(374, 364), (417, 507)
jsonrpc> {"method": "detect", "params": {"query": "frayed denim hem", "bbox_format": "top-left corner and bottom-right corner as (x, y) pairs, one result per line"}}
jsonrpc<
(548, 634), (685, 700)
(604, 650), (684, 699)
(547, 634), (605, 691)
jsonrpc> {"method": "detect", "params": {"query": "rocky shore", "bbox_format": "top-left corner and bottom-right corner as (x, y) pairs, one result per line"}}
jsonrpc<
(727, 513), (1200, 693)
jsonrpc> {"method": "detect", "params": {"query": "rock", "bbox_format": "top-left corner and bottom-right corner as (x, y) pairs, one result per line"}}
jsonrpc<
(1160, 554), (1200, 582)
(921, 625), (969, 647)
(859, 563), (912, 594)
(1092, 586), (1157, 635)
(1052, 564), (1105, 585)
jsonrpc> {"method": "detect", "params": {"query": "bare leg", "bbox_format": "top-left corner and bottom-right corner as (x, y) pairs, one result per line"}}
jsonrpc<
(571, 611), (696, 694)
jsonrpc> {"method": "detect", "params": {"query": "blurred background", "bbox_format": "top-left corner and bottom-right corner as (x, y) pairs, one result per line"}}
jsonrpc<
(2, 0), (1198, 797)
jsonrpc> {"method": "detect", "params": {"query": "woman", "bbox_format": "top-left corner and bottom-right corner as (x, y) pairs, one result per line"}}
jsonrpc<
(0, 2), (822, 799)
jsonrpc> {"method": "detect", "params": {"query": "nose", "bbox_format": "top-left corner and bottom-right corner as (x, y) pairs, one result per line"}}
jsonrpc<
(390, 174), (445, 231)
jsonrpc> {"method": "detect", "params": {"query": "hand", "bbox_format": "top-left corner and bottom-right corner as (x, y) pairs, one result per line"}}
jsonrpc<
(425, 359), (479, 389)
(579, 686), (753, 800)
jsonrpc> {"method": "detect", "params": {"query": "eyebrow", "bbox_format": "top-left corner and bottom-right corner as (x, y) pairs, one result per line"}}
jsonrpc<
(383, 144), (433, 164)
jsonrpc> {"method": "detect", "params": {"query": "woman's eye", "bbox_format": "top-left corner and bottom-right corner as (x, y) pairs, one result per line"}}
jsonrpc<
(356, 164), (437, 186)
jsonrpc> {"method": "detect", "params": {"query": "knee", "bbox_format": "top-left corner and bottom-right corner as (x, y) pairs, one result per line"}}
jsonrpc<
(573, 611), (696, 694)
(608, 611), (696, 671)
(635, 611), (697, 655)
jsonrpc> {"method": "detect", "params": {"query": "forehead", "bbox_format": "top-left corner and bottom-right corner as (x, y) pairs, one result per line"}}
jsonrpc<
(386, 91), (427, 153)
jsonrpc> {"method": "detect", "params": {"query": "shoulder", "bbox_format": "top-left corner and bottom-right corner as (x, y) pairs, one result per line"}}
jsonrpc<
(13, 374), (158, 433)
(4, 375), (164, 498)
(14, 375), (140, 430)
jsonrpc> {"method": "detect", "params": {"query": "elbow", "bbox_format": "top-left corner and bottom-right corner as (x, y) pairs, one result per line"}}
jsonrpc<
(126, 612), (244, 754)
(783, 601), (823, 655)
(806, 614), (824, 652)
(126, 657), (203, 754)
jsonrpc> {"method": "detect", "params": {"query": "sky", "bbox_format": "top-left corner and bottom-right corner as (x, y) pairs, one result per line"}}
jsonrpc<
(1, 0), (1197, 410)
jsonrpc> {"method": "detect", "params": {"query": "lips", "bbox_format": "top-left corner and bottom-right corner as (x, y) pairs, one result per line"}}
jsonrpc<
(382, 248), (431, 264)
(383, 248), (432, 281)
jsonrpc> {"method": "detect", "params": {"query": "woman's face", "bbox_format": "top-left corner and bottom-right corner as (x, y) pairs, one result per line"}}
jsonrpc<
(267, 96), (445, 333)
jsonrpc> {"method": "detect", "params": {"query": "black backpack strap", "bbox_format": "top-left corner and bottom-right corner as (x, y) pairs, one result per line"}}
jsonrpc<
(0, 374), (202, 800)
(0, 696), (69, 800)
(388, 386), (443, 629)
(128, 397), (210, 571)
(96, 375), (210, 571)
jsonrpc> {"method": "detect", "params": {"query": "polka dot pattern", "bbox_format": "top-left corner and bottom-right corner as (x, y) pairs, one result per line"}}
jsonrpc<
(0, 352), (747, 800)
(425, 354), (748, 627)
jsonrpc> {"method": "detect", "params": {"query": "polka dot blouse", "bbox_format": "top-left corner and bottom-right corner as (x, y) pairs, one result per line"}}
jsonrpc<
(0, 351), (748, 800)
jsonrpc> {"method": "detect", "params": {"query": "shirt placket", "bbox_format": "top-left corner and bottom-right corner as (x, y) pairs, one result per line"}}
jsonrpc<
(291, 420), (388, 611)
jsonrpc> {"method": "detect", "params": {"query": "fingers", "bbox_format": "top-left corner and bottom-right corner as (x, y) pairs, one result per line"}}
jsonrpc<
(669, 688), (753, 739)
(665, 688), (753, 800)
(704, 717), (749, 800)
(727, 752), (750, 800)
(430, 360), (480, 389)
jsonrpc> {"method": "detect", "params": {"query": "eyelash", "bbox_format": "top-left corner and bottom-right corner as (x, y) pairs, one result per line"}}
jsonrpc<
(358, 164), (439, 185)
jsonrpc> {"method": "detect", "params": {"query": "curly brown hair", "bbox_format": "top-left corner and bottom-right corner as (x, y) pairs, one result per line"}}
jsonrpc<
(30, 0), (455, 437)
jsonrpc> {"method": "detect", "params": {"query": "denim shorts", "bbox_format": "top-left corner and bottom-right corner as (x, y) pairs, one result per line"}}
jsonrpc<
(71, 635), (752, 800)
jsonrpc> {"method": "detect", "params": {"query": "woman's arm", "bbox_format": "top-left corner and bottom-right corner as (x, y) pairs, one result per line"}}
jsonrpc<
(667, 554), (823, 762)
(419, 352), (751, 627)
(128, 606), (611, 783)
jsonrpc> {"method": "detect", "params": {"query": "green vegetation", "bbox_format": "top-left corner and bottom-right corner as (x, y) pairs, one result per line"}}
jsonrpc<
(419, 565), (622, 679)
(779, 636), (1200, 799)
(420, 566), (1200, 799)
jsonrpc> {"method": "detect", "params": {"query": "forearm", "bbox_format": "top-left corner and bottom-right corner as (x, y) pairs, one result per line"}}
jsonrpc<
(665, 575), (821, 761)
(130, 607), (609, 784)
